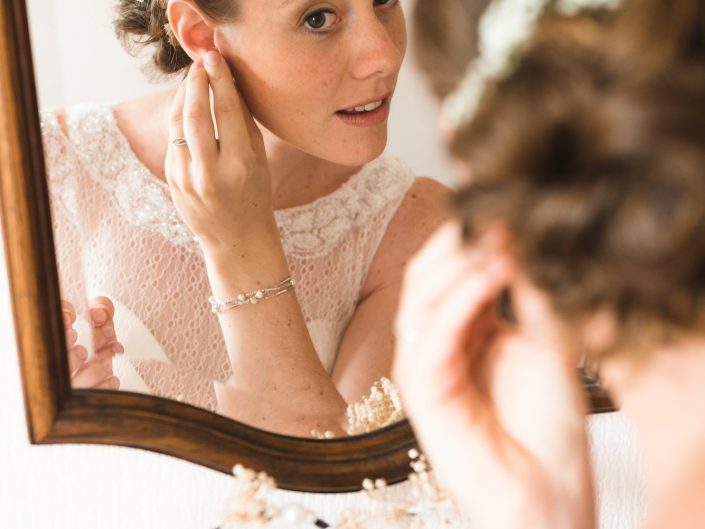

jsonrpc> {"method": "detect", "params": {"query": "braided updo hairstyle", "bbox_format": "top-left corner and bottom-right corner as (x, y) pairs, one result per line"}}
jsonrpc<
(114, 0), (238, 78)
(413, 0), (705, 356)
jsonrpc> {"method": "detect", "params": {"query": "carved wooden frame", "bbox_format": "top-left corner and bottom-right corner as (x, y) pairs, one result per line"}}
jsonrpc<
(0, 0), (615, 494)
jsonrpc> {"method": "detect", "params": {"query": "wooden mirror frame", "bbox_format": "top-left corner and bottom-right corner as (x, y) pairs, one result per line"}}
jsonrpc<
(0, 0), (615, 495)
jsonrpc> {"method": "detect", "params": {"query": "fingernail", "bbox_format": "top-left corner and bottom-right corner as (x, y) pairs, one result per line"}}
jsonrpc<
(67, 328), (78, 344)
(62, 310), (74, 327)
(204, 50), (220, 66)
(112, 343), (124, 355)
(75, 346), (88, 361)
(91, 308), (107, 325)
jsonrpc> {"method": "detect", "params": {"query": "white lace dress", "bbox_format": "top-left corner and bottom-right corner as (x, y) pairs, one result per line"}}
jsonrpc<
(40, 104), (415, 412)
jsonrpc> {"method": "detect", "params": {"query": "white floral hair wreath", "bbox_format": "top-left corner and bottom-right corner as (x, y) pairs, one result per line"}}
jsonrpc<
(441, 0), (623, 129)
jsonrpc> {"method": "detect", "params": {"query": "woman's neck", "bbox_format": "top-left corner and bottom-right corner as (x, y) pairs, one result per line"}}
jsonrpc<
(602, 334), (705, 529)
(112, 87), (363, 211)
(259, 127), (362, 210)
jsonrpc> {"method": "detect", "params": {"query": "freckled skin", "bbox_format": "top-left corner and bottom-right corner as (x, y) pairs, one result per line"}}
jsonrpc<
(213, 0), (407, 167)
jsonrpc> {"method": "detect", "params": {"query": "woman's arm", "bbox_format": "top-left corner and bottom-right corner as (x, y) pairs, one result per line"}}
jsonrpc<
(332, 178), (452, 405)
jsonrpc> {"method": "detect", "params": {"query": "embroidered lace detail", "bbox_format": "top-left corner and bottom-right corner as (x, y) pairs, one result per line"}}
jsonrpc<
(275, 158), (416, 258)
(66, 104), (201, 254)
(57, 104), (414, 257)
(40, 112), (81, 226)
(40, 103), (416, 412)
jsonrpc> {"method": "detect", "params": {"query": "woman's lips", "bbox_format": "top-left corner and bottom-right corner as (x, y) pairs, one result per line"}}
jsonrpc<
(335, 98), (391, 127)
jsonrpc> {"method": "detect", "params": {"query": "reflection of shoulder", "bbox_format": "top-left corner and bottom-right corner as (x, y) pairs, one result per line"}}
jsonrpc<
(362, 177), (452, 296)
(40, 104), (116, 163)
(39, 106), (81, 182)
(393, 177), (453, 232)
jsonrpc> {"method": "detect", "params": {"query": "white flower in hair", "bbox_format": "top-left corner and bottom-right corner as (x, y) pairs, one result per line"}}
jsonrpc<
(559, 0), (622, 14)
(441, 0), (624, 129)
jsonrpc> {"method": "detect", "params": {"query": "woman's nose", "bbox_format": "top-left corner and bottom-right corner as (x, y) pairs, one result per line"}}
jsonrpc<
(349, 14), (405, 80)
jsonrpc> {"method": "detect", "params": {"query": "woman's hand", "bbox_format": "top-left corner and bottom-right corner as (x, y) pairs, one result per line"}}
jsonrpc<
(63, 297), (123, 390)
(393, 221), (594, 529)
(165, 51), (276, 256)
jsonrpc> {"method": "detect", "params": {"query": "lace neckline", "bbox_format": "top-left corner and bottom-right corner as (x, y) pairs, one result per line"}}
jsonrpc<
(52, 103), (415, 257)
(94, 103), (390, 216)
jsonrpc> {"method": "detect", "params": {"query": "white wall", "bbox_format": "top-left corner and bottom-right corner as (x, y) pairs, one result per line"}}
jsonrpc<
(0, 1), (644, 528)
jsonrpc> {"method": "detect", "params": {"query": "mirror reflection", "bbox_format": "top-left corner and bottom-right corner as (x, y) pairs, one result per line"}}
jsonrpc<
(29, 0), (454, 437)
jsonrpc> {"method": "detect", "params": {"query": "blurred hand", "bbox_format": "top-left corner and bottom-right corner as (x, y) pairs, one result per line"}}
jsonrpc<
(63, 296), (123, 390)
(393, 221), (594, 529)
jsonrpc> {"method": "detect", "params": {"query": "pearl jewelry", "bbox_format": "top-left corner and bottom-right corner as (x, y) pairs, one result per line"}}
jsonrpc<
(280, 504), (311, 524)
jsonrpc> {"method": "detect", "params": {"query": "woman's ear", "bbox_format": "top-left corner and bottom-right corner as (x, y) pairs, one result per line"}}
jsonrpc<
(167, 0), (216, 63)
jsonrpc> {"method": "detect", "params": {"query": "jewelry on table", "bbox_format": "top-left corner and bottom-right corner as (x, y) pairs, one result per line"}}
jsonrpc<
(217, 450), (463, 529)
(209, 276), (296, 315)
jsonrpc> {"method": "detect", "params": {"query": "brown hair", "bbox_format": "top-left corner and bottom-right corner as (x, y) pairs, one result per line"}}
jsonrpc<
(114, 0), (238, 78)
(413, 0), (705, 354)
(413, 0), (491, 98)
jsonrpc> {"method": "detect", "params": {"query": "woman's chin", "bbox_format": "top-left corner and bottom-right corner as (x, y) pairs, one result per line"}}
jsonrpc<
(325, 135), (388, 167)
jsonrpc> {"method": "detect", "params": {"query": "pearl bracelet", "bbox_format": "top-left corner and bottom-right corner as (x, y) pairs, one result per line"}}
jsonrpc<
(208, 276), (296, 314)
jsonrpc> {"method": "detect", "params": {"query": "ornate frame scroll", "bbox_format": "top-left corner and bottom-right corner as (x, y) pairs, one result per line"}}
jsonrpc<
(0, 0), (614, 494)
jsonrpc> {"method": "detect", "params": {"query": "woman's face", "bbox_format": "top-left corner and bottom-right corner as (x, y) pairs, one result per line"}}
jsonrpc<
(214, 0), (407, 166)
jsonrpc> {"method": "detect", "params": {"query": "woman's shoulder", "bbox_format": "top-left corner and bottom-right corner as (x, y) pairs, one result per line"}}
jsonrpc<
(40, 103), (113, 138)
(40, 104), (122, 173)
(361, 176), (453, 296)
(39, 104), (109, 180)
(383, 176), (453, 256)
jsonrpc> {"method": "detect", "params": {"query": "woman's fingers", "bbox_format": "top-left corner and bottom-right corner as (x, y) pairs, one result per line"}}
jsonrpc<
(61, 299), (76, 328)
(403, 222), (464, 285)
(202, 51), (251, 152)
(87, 296), (114, 328)
(397, 225), (511, 347)
(92, 376), (121, 391)
(399, 221), (502, 322)
(72, 359), (118, 389)
(86, 296), (122, 354)
(62, 299), (78, 347)
(63, 297), (122, 390)
(67, 344), (88, 374)
(396, 259), (508, 386)
(167, 78), (191, 176)
(184, 62), (218, 167)
(397, 244), (487, 328)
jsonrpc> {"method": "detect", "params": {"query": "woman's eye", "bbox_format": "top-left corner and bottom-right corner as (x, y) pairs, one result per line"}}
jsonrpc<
(304, 10), (338, 31)
(374, 0), (398, 5)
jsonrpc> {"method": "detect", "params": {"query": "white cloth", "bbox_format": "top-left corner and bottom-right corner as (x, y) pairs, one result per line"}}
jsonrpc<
(40, 103), (415, 411)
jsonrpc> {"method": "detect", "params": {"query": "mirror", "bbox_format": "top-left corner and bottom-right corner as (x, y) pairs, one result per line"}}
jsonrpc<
(26, 0), (462, 440)
(0, 0), (614, 494)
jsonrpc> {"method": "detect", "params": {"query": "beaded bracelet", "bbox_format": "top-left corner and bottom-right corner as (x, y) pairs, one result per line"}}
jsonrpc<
(208, 276), (296, 314)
